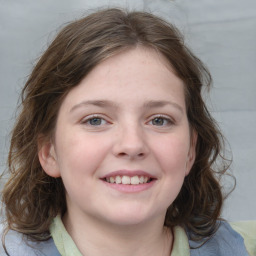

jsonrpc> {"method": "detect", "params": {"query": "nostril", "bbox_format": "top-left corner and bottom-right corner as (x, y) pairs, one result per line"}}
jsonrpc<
(118, 152), (127, 157)
(116, 151), (145, 159)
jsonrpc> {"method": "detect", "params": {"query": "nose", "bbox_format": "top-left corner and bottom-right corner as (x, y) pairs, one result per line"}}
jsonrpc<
(112, 124), (149, 160)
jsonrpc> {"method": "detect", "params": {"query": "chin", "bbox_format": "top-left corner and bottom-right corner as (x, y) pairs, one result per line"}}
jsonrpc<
(105, 207), (162, 227)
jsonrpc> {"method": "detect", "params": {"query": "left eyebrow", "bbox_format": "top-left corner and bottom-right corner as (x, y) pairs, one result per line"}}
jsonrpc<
(142, 100), (184, 114)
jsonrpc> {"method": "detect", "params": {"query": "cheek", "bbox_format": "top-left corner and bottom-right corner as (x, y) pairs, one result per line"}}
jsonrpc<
(55, 130), (111, 176)
(153, 136), (190, 173)
(154, 138), (190, 208)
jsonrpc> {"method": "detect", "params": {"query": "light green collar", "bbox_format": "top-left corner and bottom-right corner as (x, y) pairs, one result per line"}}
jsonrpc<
(50, 215), (82, 256)
(171, 226), (190, 256)
(50, 215), (190, 256)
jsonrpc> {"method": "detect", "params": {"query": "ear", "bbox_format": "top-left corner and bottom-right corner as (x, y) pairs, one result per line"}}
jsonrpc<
(185, 130), (198, 176)
(38, 137), (61, 178)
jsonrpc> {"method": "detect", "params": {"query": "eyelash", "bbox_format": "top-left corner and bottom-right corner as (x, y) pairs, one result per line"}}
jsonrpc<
(80, 114), (174, 127)
(81, 115), (109, 126)
(147, 115), (174, 127)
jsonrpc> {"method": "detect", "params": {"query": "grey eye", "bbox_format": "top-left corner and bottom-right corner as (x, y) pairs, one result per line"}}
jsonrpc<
(152, 117), (165, 126)
(88, 118), (103, 125)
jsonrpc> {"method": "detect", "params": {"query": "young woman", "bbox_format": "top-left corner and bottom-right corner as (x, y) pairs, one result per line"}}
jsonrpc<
(1, 8), (255, 256)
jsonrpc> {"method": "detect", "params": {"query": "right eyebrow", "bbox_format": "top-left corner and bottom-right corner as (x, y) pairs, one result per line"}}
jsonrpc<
(70, 100), (118, 113)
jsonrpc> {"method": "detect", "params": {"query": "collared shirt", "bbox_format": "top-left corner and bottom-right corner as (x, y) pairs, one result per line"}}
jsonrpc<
(50, 215), (256, 256)
(1, 216), (255, 255)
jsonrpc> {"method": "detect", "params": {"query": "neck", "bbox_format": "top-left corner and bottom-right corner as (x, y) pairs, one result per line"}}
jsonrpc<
(63, 211), (173, 256)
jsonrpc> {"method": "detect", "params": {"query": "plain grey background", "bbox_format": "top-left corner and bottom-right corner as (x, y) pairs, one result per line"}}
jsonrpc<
(0, 0), (255, 221)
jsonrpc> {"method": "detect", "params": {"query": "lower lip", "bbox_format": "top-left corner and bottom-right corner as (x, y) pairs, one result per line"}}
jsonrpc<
(101, 179), (156, 193)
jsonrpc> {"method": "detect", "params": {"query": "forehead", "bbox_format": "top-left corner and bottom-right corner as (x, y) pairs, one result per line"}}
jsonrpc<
(60, 47), (186, 111)
(92, 47), (176, 80)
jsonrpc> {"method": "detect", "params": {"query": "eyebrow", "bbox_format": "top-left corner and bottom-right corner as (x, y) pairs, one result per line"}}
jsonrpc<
(70, 100), (118, 113)
(142, 100), (184, 113)
(70, 99), (184, 113)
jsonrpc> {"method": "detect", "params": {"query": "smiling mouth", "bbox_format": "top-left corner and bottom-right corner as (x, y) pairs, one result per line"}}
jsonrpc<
(103, 175), (154, 185)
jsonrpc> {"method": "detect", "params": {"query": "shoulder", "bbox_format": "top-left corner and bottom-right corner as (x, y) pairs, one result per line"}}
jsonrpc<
(189, 221), (252, 256)
(231, 221), (256, 256)
(0, 224), (61, 256)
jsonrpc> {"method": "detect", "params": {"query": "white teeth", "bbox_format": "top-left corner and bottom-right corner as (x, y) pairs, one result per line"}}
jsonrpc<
(116, 176), (121, 184)
(122, 176), (130, 185)
(131, 176), (140, 185)
(139, 176), (145, 184)
(105, 175), (151, 185)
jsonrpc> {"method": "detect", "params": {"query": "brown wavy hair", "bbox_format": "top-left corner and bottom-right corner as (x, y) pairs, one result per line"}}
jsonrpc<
(1, 8), (232, 244)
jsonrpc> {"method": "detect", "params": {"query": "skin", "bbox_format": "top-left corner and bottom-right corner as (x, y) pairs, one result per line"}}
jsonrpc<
(39, 47), (197, 256)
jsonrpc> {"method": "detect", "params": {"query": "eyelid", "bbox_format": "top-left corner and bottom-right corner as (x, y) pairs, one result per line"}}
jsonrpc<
(80, 114), (111, 125)
(147, 114), (175, 126)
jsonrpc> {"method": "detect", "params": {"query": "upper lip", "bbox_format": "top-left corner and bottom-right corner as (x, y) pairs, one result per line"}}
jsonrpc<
(101, 170), (157, 179)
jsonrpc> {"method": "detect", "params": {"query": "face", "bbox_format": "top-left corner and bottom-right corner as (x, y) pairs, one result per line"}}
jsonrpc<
(39, 47), (196, 228)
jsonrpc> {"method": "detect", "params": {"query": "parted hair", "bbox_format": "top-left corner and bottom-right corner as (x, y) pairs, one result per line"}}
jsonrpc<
(1, 8), (231, 243)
